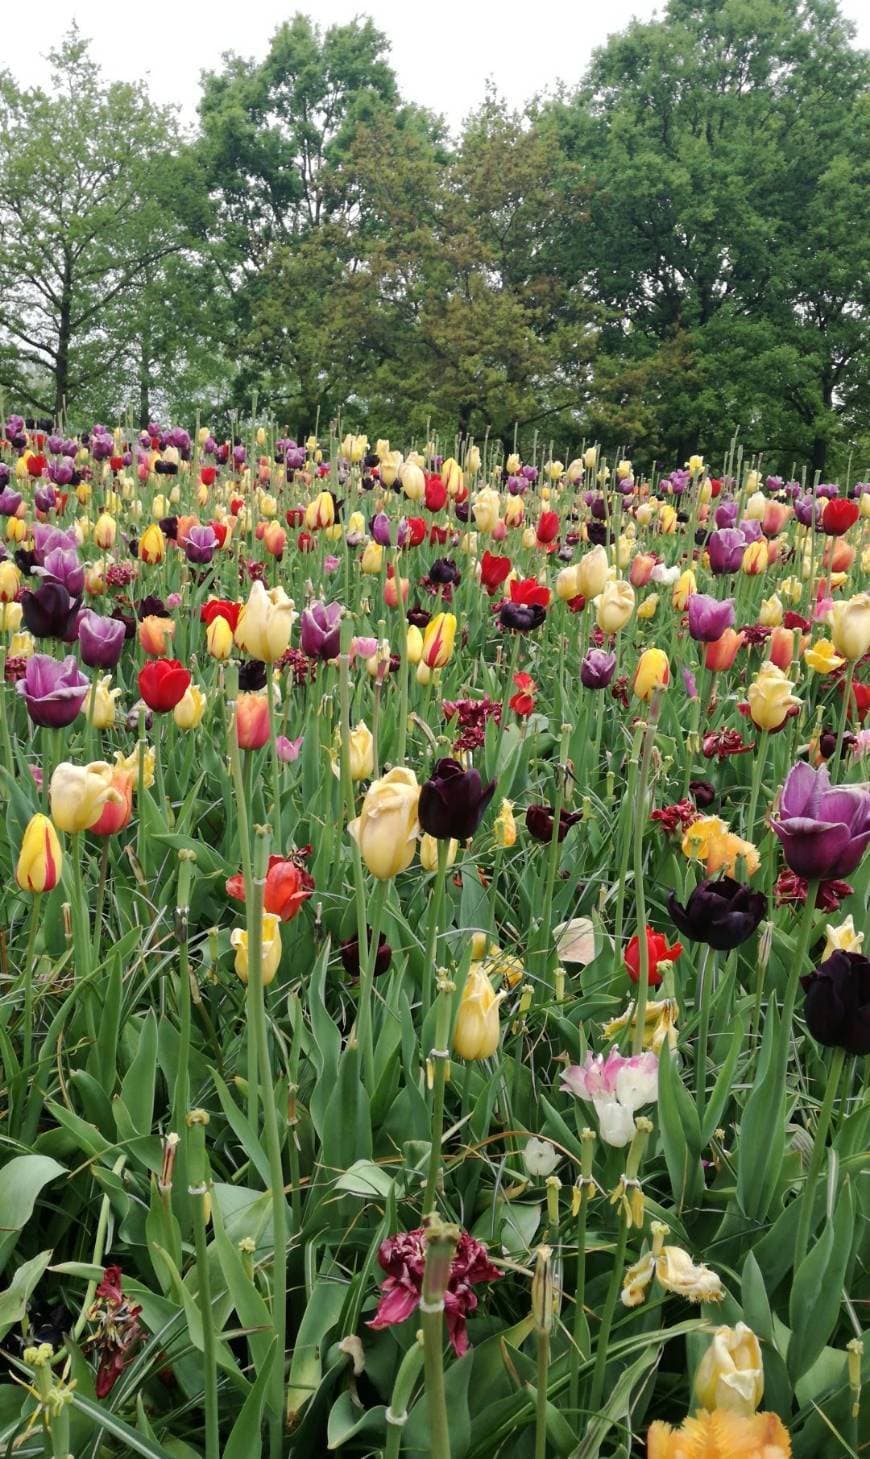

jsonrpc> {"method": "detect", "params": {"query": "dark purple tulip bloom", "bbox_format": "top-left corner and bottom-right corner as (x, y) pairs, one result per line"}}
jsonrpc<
(499, 600), (546, 632)
(714, 500), (739, 529)
(341, 929), (392, 979)
(429, 558), (460, 585)
(667, 877), (766, 951)
(232, 445), (246, 466)
(16, 653), (90, 728)
(708, 528), (746, 574)
(239, 659), (267, 692)
(419, 758), (495, 841)
(285, 447), (305, 471)
(801, 951), (870, 1054)
(37, 547), (84, 597)
(687, 594), (735, 643)
(771, 762), (870, 880)
(526, 804), (582, 843)
(507, 475), (526, 495)
(48, 460), (74, 486)
(184, 525), (218, 564)
(78, 610), (126, 669)
(0, 486), (23, 515)
(580, 647), (617, 689)
(300, 601), (342, 660)
(21, 581), (81, 639)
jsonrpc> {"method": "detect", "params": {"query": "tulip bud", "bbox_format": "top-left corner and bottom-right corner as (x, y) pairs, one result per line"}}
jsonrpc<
(173, 684), (207, 730)
(348, 767), (421, 879)
(235, 693), (270, 750)
(231, 913), (282, 985)
(453, 966), (504, 1060)
(16, 813), (62, 893)
(694, 1323), (764, 1416)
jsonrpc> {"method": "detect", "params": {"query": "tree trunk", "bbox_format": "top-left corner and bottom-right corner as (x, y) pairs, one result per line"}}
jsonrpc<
(138, 317), (152, 430)
(810, 435), (827, 477)
(54, 253), (73, 423)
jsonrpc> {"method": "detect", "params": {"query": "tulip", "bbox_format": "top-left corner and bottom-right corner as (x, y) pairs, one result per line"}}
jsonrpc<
(494, 798), (517, 848)
(829, 593), (870, 661)
(771, 762), (870, 879)
(78, 610), (126, 669)
(16, 813), (62, 892)
(624, 927), (683, 988)
(576, 545), (609, 599)
(304, 490), (335, 530)
(647, 1411), (790, 1459)
(138, 659), (191, 713)
(234, 580), (295, 662)
(555, 563), (582, 601)
(360, 540), (383, 574)
(0, 600), (22, 632)
(580, 648), (617, 689)
(138, 615), (175, 657)
(205, 615), (234, 660)
(346, 720), (375, 781)
(138, 523), (165, 564)
(89, 767), (134, 834)
(687, 594), (735, 643)
(230, 913), (283, 985)
(671, 569), (696, 610)
(401, 462), (425, 501)
(21, 581), (81, 640)
(741, 539), (769, 575)
(421, 612), (457, 669)
(453, 966), (504, 1060)
(300, 600), (342, 660)
(0, 560), (21, 601)
(173, 684), (207, 730)
(708, 528), (746, 574)
(93, 511), (117, 549)
(235, 692), (270, 749)
(637, 592), (660, 620)
(668, 878), (766, 951)
(804, 638), (844, 674)
(595, 579), (634, 633)
(822, 497), (859, 535)
(561, 1048), (659, 1147)
(747, 661), (801, 731)
(629, 553), (656, 587)
(419, 758), (496, 841)
(472, 487), (501, 534)
(16, 654), (90, 728)
(801, 950), (870, 1054)
(89, 675), (121, 729)
(821, 915), (864, 958)
(758, 594), (783, 628)
(526, 804), (582, 842)
(50, 760), (121, 832)
(347, 766), (421, 879)
(420, 833), (458, 871)
(633, 647), (670, 700)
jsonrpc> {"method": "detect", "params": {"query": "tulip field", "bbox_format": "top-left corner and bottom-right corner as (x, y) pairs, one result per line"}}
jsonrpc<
(0, 421), (868, 1459)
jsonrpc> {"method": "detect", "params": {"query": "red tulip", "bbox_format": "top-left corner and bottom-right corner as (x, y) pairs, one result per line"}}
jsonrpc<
(509, 671), (537, 717)
(200, 598), (241, 631)
(424, 474), (447, 512)
(200, 466), (217, 486)
(509, 577), (551, 609)
(227, 854), (314, 921)
(536, 510), (560, 544)
(822, 498), (859, 536)
(480, 551), (512, 596)
(138, 659), (191, 713)
(624, 927), (683, 987)
(406, 517), (426, 546)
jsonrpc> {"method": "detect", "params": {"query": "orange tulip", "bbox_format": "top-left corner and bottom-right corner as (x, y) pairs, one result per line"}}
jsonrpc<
(235, 692), (270, 750)
(705, 629), (744, 672)
(138, 615), (176, 657)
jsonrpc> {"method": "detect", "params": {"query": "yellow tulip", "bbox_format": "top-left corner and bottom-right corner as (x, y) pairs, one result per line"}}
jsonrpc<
(234, 580), (295, 662)
(304, 490), (335, 530)
(595, 579), (635, 633)
(494, 799), (517, 848)
(420, 833), (458, 871)
(659, 504), (678, 534)
(647, 1411), (790, 1459)
(747, 661), (801, 731)
(694, 1323), (764, 1417)
(637, 592), (659, 620)
(829, 593), (870, 661)
(6, 516), (26, 542)
(804, 638), (844, 674)
(405, 625), (423, 664)
(472, 487), (501, 534)
(555, 564), (583, 601)
(741, 540), (769, 575)
(401, 462), (425, 501)
(672, 570), (696, 610)
(16, 813), (63, 893)
(616, 458), (632, 480)
(743, 490), (767, 521)
(206, 615), (234, 660)
(688, 454), (704, 475)
(173, 684), (207, 730)
(360, 540), (383, 574)
(0, 560), (22, 601)
(0, 600), (23, 632)
(822, 915), (864, 960)
(93, 512), (117, 549)
(504, 495), (524, 527)
(50, 761), (122, 833)
(346, 721), (374, 781)
(453, 967), (504, 1060)
(114, 746), (154, 793)
(89, 675), (121, 729)
(138, 523), (165, 564)
(8, 630), (34, 658)
(347, 767), (421, 879)
(576, 545), (610, 599)
(583, 446), (598, 470)
(758, 594), (783, 627)
(422, 612), (457, 669)
(633, 648), (670, 700)
(230, 913), (282, 985)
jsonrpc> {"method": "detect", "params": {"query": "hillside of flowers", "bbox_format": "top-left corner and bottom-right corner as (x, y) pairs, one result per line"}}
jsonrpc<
(0, 419), (867, 1459)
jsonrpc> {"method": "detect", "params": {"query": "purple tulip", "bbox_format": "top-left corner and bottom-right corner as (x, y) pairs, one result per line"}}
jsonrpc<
(37, 547), (84, 597)
(32, 524), (78, 564)
(300, 601), (342, 660)
(687, 594), (736, 642)
(48, 460), (74, 486)
(794, 495), (821, 528)
(371, 512), (393, 546)
(816, 483), (839, 500)
(580, 648), (617, 689)
(714, 500), (739, 529)
(682, 667), (699, 698)
(34, 484), (57, 513)
(232, 445), (246, 467)
(507, 475), (527, 495)
(21, 581), (81, 639)
(0, 486), (22, 515)
(771, 762), (870, 880)
(16, 653), (90, 728)
(765, 475), (784, 493)
(738, 519), (763, 543)
(47, 435), (64, 454)
(707, 528), (746, 574)
(184, 524), (218, 564)
(78, 610), (126, 669)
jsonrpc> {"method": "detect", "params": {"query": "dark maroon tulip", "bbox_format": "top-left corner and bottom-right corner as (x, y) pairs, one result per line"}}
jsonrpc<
(801, 951), (870, 1054)
(526, 804), (582, 843)
(300, 601), (342, 660)
(771, 763), (870, 880)
(667, 877), (766, 951)
(580, 648), (617, 689)
(340, 931), (392, 979)
(21, 581), (81, 639)
(419, 758), (495, 841)
(689, 779), (716, 808)
(16, 653), (90, 728)
(499, 601), (546, 632)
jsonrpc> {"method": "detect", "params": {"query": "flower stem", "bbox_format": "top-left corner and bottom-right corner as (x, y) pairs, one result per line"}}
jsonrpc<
(588, 1214), (628, 1414)
(832, 661), (855, 779)
(781, 879), (821, 1034)
(384, 1337), (425, 1459)
(694, 946), (713, 1117)
(187, 1111), (219, 1459)
(423, 972), (455, 1215)
(420, 1219), (460, 1459)
(631, 700), (660, 1054)
(793, 1044), (846, 1268)
(745, 729), (769, 841)
(537, 723), (571, 991)
(534, 1327), (551, 1459)
(422, 839), (450, 1020)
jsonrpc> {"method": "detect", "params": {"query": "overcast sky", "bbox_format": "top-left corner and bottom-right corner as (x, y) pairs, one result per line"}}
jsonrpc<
(20, 0), (870, 132)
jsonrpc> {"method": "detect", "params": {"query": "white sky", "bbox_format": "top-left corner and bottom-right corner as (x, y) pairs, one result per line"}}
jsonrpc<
(20, 0), (870, 134)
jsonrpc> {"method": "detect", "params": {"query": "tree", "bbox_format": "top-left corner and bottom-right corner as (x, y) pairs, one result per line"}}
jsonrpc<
(0, 29), (211, 421)
(549, 0), (870, 469)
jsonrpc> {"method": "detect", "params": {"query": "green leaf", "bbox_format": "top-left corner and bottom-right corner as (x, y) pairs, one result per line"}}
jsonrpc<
(0, 1249), (52, 1340)
(223, 1340), (275, 1459)
(701, 1013), (745, 1147)
(334, 1159), (394, 1199)
(736, 1006), (786, 1221)
(657, 1045), (704, 1211)
(121, 1010), (158, 1136)
(788, 1180), (854, 1380)
(285, 1279), (347, 1428)
(0, 1155), (66, 1270)
(70, 1392), (175, 1458)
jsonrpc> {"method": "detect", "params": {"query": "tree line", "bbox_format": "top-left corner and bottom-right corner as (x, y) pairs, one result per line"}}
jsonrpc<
(1, 0), (868, 472)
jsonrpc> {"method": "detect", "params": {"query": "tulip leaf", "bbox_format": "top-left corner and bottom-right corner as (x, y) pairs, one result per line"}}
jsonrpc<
(657, 1045), (704, 1211)
(788, 1179), (854, 1380)
(0, 1155), (66, 1271)
(0, 1249), (53, 1340)
(736, 1006), (787, 1220)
